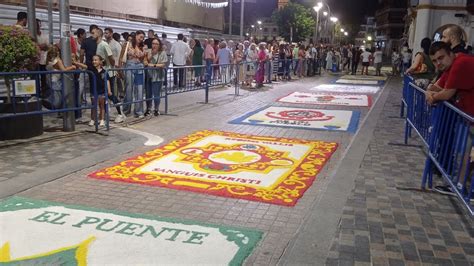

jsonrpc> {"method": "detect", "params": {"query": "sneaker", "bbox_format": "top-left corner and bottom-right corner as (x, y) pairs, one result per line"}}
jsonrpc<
(433, 185), (456, 196)
(114, 115), (124, 123)
(154, 110), (160, 116)
(144, 110), (152, 117)
(88, 120), (95, 127)
(134, 114), (145, 119)
(99, 120), (105, 127)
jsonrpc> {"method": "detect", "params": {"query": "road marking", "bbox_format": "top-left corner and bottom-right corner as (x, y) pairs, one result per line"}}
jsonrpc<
(117, 127), (164, 146)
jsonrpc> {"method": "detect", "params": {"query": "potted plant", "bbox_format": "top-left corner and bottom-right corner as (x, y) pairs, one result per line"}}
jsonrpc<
(0, 24), (43, 140)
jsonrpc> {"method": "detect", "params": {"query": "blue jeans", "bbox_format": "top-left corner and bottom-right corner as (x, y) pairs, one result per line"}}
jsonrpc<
(146, 81), (162, 111)
(123, 61), (144, 116)
(205, 59), (213, 81)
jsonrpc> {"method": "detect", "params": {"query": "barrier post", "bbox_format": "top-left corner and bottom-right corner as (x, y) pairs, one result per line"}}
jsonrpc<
(205, 72), (209, 104)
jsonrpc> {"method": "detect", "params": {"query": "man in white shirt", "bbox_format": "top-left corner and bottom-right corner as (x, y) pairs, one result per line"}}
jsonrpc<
(104, 27), (123, 110)
(360, 48), (372, 75)
(36, 19), (49, 96)
(373, 47), (383, 76)
(170, 33), (191, 88)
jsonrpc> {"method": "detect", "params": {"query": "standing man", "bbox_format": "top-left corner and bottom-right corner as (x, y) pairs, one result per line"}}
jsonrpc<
(15, 11), (27, 28)
(80, 24), (99, 70)
(144, 29), (154, 50)
(441, 25), (468, 55)
(204, 38), (216, 81)
(104, 27), (123, 114)
(170, 33), (191, 88)
(161, 33), (172, 57)
(373, 47), (383, 76)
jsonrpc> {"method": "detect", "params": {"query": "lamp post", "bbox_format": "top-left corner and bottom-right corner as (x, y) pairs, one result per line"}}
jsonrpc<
(330, 16), (338, 44)
(313, 4), (322, 43)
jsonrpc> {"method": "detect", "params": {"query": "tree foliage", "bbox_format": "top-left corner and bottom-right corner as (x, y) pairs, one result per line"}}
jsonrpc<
(272, 2), (315, 42)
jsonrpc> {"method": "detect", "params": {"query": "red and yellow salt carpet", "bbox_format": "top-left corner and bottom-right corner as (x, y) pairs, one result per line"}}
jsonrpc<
(90, 130), (338, 206)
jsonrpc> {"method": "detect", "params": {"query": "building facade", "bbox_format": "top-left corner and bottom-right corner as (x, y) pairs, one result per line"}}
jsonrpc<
(355, 17), (376, 48)
(374, 0), (408, 56)
(408, 0), (473, 55)
(2, 0), (225, 31)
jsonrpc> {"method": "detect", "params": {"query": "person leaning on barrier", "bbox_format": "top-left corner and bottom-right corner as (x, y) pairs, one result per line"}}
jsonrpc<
(425, 41), (474, 196)
(425, 41), (474, 116)
(405, 38), (436, 89)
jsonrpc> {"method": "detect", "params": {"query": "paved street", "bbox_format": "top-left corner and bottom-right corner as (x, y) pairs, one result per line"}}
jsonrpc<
(1, 72), (473, 265)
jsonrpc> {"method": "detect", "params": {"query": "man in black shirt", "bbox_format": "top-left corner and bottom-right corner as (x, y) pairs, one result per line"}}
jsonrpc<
(441, 25), (468, 55)
(144, 29), (154, 49)
(80, 24), (99, 69)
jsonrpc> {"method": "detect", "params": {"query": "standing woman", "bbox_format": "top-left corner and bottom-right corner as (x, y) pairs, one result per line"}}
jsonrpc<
(405, 38), (436, 89)
(234, 43), (245, 86)
(192, 39), (204, 86)
(298, 45), (305, 77)
(277, 43), (286, 81)
(144, 38), (168, 116)
(326, 48), (334, 72)
(255, 43), (267, 88)
(245, 43), (258, 87)
(120, 30), (146, 118)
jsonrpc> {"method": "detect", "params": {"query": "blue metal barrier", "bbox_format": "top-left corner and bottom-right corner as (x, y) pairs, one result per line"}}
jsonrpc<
(403, 78), (473, 216)
(0, 69), (99, 132)
(404, 82), (433, 146)
(400, 74), (414, 118)
(422, 102), (474, 216)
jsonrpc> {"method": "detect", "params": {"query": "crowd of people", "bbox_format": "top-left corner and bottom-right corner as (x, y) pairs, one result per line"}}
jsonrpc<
(11, 12), (474, 130)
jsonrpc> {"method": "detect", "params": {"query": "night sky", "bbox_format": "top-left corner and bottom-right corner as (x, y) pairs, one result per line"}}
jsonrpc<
(232, 0), (379, 26)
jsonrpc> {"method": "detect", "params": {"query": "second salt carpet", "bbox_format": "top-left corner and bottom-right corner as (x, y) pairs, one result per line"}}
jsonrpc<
(229, 106), (360, 133)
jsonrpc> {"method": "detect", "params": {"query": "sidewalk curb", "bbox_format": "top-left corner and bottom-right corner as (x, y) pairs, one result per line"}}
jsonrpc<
(277, 78), (394, 265)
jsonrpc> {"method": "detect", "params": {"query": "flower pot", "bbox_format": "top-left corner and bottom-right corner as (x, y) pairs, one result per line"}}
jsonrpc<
(0, 98), (43, 140)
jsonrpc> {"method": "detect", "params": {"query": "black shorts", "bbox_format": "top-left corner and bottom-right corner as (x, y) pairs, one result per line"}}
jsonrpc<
(362, 62), (369, 67)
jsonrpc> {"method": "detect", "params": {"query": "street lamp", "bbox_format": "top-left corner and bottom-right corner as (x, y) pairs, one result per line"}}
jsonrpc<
(257, 20), (262, 25)
(330, 16), (338, 22)
(323, 11), (328, 16)
(367, 36), (372, 41)
(344, 32), (348, 36)
(340, 28), (345, 32)
(313, 5), (322, 43)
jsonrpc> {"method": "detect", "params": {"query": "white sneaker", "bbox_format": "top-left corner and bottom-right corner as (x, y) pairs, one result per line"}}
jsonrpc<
(114, 115), (124, 123)
(99, 120), (105, 127)
(88, 120), (95, 127)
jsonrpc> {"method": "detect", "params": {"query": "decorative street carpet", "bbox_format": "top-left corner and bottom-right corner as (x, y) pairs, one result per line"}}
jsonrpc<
(340, 75), (387, 81)
(336, 79), (381, 85)
(0, 197), (262, 265)
(90, 130), (338, 206)
(230, 106), (360, 133)
(277, 92), (372, 107)
(311, 84), (380, 94)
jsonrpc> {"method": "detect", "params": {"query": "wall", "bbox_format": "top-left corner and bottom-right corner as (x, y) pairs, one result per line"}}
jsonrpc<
(412, 0), (473, 54)
(3, 0), (224, 31)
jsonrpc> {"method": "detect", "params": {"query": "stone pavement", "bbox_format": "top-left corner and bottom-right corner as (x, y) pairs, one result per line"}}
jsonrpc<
(324, 79), (474, 265)
(1, 71), (473, 265)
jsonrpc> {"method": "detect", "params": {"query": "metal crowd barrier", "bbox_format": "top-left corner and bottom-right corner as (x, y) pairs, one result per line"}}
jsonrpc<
(404, 81), (433, 146)
(402, 77), (473, 216)
(0, 69), (100, 133)
(400, 74), (414, 118)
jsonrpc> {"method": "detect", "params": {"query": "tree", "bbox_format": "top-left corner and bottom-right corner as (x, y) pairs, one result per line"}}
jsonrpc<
(272, 2), (315, 43)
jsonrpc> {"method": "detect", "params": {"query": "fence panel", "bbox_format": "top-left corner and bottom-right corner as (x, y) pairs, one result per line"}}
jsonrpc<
(0, 70), (99, 135)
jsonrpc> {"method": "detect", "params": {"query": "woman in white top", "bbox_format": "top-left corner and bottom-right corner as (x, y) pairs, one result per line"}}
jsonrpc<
(325, 49), (334, 71)
(245, 43), (258, 86)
